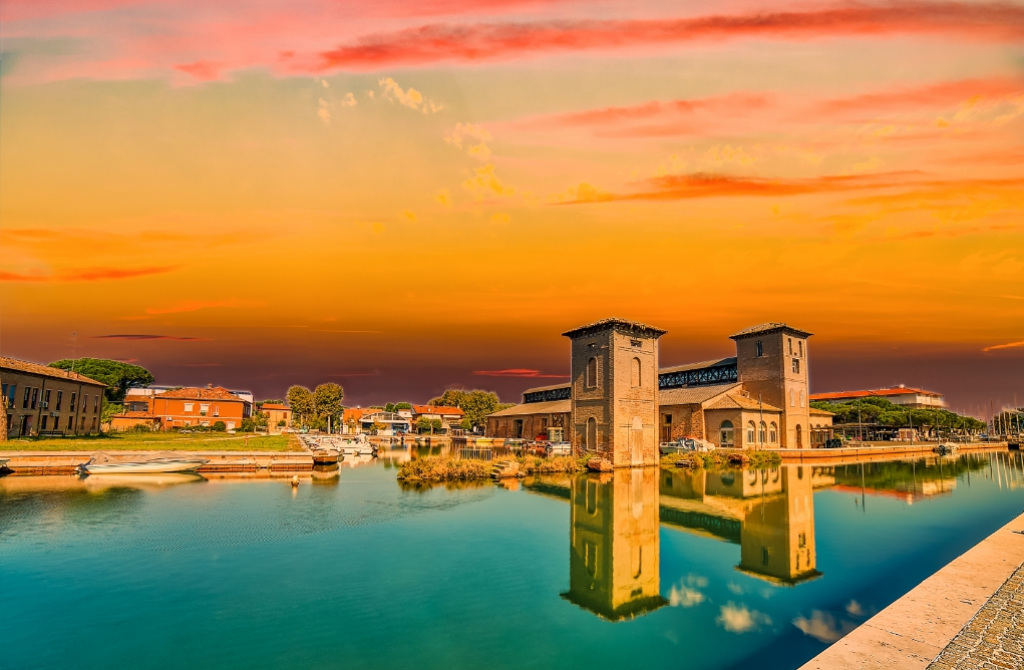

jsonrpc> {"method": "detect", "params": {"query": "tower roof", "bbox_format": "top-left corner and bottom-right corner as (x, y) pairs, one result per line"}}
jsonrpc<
(729, 323), (813, 339)
(562, 317), (667, 339)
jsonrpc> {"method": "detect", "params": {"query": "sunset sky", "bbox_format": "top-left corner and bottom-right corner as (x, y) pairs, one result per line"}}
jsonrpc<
(1, 1), (1022, 415)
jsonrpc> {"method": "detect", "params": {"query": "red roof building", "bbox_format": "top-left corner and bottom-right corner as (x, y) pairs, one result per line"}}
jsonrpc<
(809, 385), (946, 409)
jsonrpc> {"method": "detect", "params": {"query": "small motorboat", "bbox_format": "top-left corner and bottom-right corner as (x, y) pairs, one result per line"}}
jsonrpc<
(311, 448), (341, 465)
(81, 457), (209, 475)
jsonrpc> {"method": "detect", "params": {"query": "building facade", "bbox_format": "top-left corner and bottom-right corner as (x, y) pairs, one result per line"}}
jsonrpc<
(809, 385), (946, 410)
(261, 403), (292, 432)
(1, 356), (107, 439)
(487, 321), (832, 450)
(110, 386), (248, 431)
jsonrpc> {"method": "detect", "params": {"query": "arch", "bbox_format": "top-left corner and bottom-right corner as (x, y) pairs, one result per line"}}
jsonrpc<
(631, 357), (642, 387)
(586, 417), (598, 451)
(720, 420), (735, 447)
(585, 356), (598, 389)
(795, 424), (803, 448)
(769, 422), (778, 443)
(798, 340), (804, 357)
(759, 421), (767, 444)
(746, 421), (756, 444)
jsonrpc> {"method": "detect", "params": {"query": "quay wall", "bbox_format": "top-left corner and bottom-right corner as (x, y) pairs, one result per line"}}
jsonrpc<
(772, 443), (1008, 465)
(0, 451), (313, 475)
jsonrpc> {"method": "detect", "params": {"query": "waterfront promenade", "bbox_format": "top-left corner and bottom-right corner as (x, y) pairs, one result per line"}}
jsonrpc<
(799, 510), (1024, 670)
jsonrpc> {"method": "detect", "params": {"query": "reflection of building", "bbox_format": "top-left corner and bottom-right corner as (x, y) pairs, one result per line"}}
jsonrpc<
(658, 465), (827, 585)
(1, 356), (107, 438)
(488, 321), (833, 449)
(562, 468), (667, 620)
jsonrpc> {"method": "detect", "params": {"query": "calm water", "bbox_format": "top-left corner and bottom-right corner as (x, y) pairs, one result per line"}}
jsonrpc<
(2, 452), (1023, 670)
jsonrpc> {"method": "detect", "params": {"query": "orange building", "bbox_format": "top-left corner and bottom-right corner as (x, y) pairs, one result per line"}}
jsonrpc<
(111, 386), (248, 431)
(261, 403), (292, 432)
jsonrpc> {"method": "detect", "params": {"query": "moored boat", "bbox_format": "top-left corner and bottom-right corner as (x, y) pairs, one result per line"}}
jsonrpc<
(0, 457), (10, 471)
(311, 449), (341, 465)
(81, 457), (209, 475)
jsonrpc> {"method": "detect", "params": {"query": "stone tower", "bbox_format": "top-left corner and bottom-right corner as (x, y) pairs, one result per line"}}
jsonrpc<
(730, 323), (813, 449)
(563, 318), (666, 467)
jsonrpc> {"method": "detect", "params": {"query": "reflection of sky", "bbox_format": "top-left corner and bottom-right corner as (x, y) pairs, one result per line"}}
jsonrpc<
(1, 454), (1022, 670)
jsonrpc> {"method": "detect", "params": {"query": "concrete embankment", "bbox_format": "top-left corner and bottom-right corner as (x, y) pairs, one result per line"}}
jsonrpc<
(799, 510), (1024, 670)
(773, 443), (1008, 465)
(0, 451), (313, 475)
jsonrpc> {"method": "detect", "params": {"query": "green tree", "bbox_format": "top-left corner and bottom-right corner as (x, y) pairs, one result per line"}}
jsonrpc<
(384, 402), (396, 413)
(313, 383), (345, 432)
(286, 386), (315, 426)
(212, 420), (226, 432)
(49, 358), (154, 402)
(394, 402), (412, 410)
(100, 397), (121, 424)
(428, 389), (512, 430)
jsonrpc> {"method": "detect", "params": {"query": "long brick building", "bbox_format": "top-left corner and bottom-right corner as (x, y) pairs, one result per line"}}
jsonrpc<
(1, 356), (107, 439)
(487, 322), (833, 449)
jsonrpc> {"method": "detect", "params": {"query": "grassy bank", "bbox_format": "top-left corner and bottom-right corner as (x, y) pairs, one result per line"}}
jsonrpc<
(397, 454), (590, 483)
(662, 449), (782, 470)
(0, 431), (302, 452)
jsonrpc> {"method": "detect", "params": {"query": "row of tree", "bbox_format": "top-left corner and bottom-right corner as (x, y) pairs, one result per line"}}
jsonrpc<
(810, 397), (988, 433)
(286, 384), (344, 431)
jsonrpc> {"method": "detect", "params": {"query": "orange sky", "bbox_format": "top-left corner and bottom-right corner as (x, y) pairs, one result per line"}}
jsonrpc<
(1, 1), (1022, 414)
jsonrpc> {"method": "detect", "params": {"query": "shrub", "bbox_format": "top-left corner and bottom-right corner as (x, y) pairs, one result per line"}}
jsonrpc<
(212, 421), (227, 432)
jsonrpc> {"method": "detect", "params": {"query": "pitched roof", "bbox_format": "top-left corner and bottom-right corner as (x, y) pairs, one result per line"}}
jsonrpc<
(0, 356), (106, 387)
(706, 392), (783, 412)
(155, 386), (241, 401)
(809, 407), (835, 416)
(658, 383), (739, 407)
(729, 323), (813, 339)
(488, 399), (571, 417)
(261, 403), (290, 411)
(523, 383), (571, 394)
(659, 357), (737, 374)
(810, 387), (943, 401)
(562, 317), (667, 339)
(413, 405), (465, 416)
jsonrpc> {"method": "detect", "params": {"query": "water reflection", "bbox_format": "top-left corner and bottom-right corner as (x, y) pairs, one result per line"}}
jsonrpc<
(562, 468), (667, 621)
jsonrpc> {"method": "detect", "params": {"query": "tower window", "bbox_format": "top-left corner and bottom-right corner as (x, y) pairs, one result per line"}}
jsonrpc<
(788, 338), (793, 355)
(792, 358), (800, 374)
(798, 341), (804, 357)
(755, 340), (763, 357)
(585, 357), (599, 389)
(630, 339), (642, 348)
(631, 357), (642, 387)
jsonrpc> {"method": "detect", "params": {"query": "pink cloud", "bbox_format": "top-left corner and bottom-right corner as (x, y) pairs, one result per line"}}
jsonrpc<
(472, 368), (568, 378)
(0, 266), (176, 282)
(982, 340), (1024, 353)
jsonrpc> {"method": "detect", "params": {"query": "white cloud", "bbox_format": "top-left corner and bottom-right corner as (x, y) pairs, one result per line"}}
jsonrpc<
(340, 92), (357, 107)
(793, 610), (857, 643)
(717, 603), (772, 634)
(445, 123), (492, 159)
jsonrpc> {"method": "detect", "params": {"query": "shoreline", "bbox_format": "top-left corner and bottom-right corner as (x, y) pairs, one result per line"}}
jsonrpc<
(798, 510), (1024, 670)
(0, 450), (314, 474)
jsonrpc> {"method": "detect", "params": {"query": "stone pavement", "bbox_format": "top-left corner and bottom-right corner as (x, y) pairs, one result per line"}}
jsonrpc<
(927, 561), (1024, 670)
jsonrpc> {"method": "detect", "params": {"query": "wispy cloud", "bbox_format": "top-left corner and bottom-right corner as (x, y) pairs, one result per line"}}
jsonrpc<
(982, 340), (1024, 352)
(92, 334), (211, 341)
(378, 76), (443, 113)
(717, 603), (772, 634)
(0, 266), (176, 282)
(145, 300), (262, 315)
(319, 4), (1024, 70)
(472, 368), (567, 378)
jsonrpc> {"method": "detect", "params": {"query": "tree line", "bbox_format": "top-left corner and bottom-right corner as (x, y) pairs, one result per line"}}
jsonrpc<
(810, 397), (987, 434)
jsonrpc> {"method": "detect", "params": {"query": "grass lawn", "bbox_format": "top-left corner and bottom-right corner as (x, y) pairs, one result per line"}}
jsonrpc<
(0, 431), (302, 452)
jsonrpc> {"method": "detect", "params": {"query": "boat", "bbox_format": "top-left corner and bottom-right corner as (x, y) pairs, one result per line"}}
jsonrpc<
(81, 457), (209, 475)
(934, 443), (958, 456)
(0, 457), (9, 471)
(311, 448), (341, 465)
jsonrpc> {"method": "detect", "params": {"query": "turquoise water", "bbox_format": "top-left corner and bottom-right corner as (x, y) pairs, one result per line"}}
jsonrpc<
(2, 452), (1022, 670)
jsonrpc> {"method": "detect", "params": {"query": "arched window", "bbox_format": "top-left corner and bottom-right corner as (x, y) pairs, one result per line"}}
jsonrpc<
(759, 421), (767, 443)
(799, 391), (805, 407)
(790, 390), (795, 407)
(788, 338), (793, 355)
(585, 357), (598, 389)
(747, 421), (756, 444)
(796, 424), (803, 448)
(720, 420), (734, 446)
(631, 357), (641, 387)
(755, 340), (763, 357)
(769, 422), (778, 443)
(586, 417), (598, 451)
(798, 341), (804, 357)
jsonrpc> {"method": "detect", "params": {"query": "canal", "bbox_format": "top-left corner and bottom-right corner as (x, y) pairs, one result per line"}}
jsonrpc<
(1, 452), (1022, 670)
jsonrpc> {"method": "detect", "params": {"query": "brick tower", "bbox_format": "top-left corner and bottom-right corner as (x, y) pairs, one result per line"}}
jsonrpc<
(730, 323), (813, 449)
(563, 318), (666, 467)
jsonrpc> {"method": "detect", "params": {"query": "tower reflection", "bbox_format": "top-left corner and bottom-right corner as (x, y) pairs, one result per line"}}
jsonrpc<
(562, 468), (667, 620)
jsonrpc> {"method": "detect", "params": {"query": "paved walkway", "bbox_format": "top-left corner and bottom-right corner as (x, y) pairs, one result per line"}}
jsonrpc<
(927, 562), (1024, 670)
(799, 512), (1024, 670)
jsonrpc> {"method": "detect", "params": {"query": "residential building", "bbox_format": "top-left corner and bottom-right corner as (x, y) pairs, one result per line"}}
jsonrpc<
(261, 403), (292, 432)
(110, 386), (248, 431)
(1, 356), (106, 438)
(411, 405), (465, 432)
(809, 385), (947, 410)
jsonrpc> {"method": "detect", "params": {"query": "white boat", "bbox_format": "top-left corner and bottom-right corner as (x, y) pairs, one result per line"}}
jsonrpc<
(0, 457), (10, 470)
(81, 458), (209, 475)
